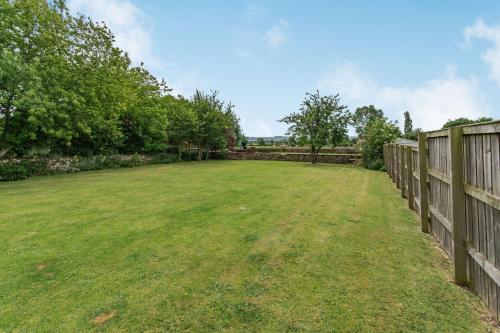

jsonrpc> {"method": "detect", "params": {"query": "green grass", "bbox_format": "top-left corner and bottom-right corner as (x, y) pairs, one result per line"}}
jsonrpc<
(0, 161), (493, 332)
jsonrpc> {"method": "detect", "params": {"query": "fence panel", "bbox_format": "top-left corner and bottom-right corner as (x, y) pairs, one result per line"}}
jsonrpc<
(427, 134), (453, 256)
(462, 131), (500, 317)
(384, 121), (500, 320)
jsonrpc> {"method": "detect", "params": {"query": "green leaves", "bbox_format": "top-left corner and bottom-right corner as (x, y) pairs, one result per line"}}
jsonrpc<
(279, 90), (350, 163)
(0, 0), (242, 157)
(362, 117), (401, 170)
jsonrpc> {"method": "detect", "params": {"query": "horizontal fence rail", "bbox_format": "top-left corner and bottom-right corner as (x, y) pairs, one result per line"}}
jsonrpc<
(384, 120), (500, 320)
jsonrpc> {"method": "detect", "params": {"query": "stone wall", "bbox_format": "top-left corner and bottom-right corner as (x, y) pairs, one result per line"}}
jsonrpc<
(227, 152), (362, 165)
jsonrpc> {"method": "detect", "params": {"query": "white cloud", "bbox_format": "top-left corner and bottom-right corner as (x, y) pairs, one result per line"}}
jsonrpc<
(68, 0), (155, 66)
(464, 18), (500, 86)
(68, 0), (204, 97)
(265, 19), (290, 48)
(318, 63), (489, 131)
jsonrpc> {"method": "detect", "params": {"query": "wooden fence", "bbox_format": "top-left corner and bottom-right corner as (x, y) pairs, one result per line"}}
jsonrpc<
(384, 121), (500, 319)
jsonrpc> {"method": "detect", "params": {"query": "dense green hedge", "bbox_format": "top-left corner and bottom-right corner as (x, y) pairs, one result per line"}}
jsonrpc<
(0, 151), (227, 182)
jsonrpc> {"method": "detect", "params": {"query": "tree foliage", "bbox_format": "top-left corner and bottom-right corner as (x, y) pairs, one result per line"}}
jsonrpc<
(279, 91), (350, 164)
(403, 111), (413, 135)
(442, 117), (493, 129)
(352, 105), (384, 139)
(362, 118), (401, 170)
(0, 0), (242, 158)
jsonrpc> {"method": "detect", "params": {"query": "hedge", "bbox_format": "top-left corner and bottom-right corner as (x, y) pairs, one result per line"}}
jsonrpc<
(0, 151), (226, 182)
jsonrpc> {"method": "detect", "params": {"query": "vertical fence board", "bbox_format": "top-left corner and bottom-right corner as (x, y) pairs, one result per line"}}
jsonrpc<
(418, 133), (430, 233)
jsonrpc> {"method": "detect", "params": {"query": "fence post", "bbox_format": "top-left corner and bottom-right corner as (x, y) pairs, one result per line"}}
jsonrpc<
(400, 144), (406, 198)
(395, 144), (400, 188)
(384, 145), (388, 173)
(418, 132), (430, 233)
(391, 143), (397, 184)
(449, 126), (467, 286)
(390, 144), (395, 182)
(406, 145), (414, 210)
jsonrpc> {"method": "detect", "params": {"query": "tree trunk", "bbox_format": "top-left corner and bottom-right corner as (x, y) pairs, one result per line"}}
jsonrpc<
(178, 148), (182, 162)
(206, 149), (210, 160)
(311, 145), (317, 164)
(197, 148), (203, 161)
(1, 96), (12, 146)
(0, 146), (11, 158)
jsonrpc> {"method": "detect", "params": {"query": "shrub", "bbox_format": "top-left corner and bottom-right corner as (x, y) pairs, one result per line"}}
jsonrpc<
(119, 154), (142, 168)
(0, 163), (29, 181)
(150, 153), (178, 164)
(210, 151), (227, 160)
(362, 118), (401, 170)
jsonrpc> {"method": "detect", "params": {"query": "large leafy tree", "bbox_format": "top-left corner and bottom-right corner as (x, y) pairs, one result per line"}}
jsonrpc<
(351, 105), (384, 139)
(191, 90), (239, 160)
(165, 96), (197, 161)
(279, 91), (350, 164)
(0, 0), (243, 159)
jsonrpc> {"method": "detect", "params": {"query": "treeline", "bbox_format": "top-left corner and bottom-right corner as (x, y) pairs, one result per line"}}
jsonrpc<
(0, 0), (242, 159)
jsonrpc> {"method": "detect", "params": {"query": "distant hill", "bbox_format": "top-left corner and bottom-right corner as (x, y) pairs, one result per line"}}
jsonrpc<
(246, 136), (288, 142)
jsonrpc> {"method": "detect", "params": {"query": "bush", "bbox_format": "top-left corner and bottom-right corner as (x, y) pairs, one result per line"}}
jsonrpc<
(72, 155), (121, 171)
(150, 153), (178, 164)
(210, 151), (227, 160)
(181, 150), (199, 161)
(119, 154), (142, 168)
(0, 150), (227, 182)
(0, 163), (29, 181)
(362, 118), (401, 170)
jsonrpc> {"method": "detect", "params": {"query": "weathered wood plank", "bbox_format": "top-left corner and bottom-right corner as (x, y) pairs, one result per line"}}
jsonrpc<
(462, 121), (500, 135)
(464, 184), (500, 211)
(484, 135), (493, 194)
(428, 168), (450, 184)
(430, 206), (453, 234)
(427, 129), (450, 138)
(400, 145), (406, 198)
(419, 132), (430, 233)
(491, 134), (500, 197)
(406, 145), (414, 210)
(449, 127), (467, 285)
(468, 247), (500, 291)
(494, 208), (500, 270)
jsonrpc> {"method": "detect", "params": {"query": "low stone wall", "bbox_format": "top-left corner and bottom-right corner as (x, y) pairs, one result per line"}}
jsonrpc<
(227, 152), (362, 165)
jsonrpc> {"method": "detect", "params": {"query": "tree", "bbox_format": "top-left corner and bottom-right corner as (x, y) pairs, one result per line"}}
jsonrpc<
(352, 105), (384, 139)
(402, 111), (420, 140)
(165, 96), (196, 161)
(0, 0), (243, 159)
(442, 117), (493, 129)
(362, 118), (401, 170)
(119, 67), (170, 154)
(279, 91), (350, 164)
(191, 90), (236, 160)
(256, 138), (265, 146)
(403, 111), (413, 135)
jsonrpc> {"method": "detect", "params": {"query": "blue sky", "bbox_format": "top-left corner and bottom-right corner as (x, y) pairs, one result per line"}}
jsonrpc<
(69, 0), (500, 136)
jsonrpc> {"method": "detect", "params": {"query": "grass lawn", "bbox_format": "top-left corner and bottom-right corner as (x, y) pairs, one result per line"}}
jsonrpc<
(0, 161), (494, 332)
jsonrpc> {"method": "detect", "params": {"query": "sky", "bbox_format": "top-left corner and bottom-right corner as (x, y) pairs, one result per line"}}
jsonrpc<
(68, 0), (500, 136)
